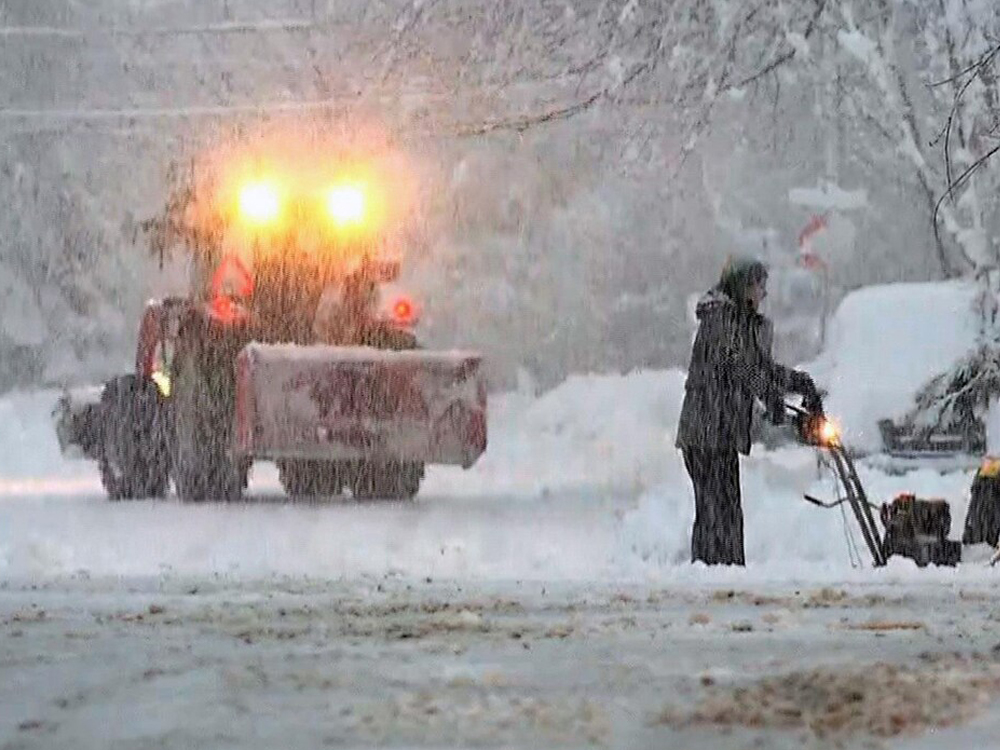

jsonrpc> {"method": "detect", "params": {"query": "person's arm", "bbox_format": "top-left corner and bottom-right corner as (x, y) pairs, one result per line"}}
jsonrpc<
(707, 306), (816, 402)
(704, 306), (786, 399)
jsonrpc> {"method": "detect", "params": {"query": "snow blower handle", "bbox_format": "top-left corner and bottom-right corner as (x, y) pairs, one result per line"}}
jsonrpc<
(787, 400), (888, 567)
(792, 378), (824, 419)
(785, 400), (828, 447)
(804, 391), (825, 420)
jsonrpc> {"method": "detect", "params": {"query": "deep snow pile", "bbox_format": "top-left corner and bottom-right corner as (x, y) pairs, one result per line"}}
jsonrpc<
(428, 369), (688, 499)
(0, 390), (96, 487)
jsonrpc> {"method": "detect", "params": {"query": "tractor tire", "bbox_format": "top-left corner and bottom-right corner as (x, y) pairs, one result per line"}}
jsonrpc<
(98, 375), (170, 500)
(350, 461), (424, 500)
(278, 460), (347, 498)
(171, 352), (246, 502)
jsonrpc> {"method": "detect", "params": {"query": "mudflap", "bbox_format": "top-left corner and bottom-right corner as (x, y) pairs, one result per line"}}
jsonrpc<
(234, 344), (487, 468)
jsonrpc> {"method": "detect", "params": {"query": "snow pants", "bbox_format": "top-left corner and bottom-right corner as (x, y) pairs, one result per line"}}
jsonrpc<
(681, 446), (745, 566)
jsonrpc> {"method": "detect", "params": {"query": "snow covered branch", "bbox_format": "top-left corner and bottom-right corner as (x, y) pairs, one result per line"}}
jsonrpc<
(934, 40), (1000, 240)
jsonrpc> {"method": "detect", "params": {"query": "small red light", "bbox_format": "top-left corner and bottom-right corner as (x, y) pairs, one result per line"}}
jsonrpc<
(392, 296), (415, 325)
(211, 254), (254, 298)
(798, 251), (827, 271)
(208, 295), (249, 325)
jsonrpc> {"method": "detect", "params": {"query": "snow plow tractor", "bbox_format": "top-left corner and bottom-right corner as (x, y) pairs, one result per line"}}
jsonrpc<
(54, 134), (487, 502)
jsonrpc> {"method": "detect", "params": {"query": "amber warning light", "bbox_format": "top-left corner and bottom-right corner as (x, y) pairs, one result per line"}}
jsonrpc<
(327, 184), (366, 226)
(238, 181), (281, 225)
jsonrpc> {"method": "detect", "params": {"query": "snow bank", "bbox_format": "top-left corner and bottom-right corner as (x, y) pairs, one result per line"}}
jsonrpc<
(427, 369), (689, 499)
(808, 280), (980, 453)
(0, 390), (94, 483)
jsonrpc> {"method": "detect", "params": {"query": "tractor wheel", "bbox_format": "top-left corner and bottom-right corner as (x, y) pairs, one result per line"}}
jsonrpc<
(98, 375), (170, 500)
(350, 461), (424, 500)
(278, 460), (347, 498)
(171, 353), (246, 502)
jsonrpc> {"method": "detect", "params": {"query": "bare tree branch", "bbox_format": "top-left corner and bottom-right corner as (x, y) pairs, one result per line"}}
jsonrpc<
(929, 41), (1000, 87)
(934, 140), (1000, 250)
(455, 60), (650, 138)
(729, 0), (828, 90)
(933, 33), (1000, 263)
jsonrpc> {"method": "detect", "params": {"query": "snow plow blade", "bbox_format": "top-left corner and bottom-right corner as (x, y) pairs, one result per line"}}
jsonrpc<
(234, 344), (487, 468)
(53, 386), (104, 460)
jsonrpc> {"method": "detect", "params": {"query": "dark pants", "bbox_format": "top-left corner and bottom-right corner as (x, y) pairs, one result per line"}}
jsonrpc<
(682, 447), (744, 566)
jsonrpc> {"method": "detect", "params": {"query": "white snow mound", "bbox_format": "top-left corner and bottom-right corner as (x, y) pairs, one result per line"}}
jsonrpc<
(429, 369), (688, 499)
(808, 280), (980, 453)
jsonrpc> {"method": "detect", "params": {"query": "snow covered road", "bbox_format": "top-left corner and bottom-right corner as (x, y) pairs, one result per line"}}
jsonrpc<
(3, 576), (1000, 749)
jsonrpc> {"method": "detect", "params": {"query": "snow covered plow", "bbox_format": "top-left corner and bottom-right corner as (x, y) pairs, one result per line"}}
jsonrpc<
(54, 303), (488, 502)
(235, 345), (486, 468)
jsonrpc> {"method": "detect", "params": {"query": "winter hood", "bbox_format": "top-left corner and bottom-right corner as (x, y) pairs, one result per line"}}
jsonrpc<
(695, 288), (736, 320)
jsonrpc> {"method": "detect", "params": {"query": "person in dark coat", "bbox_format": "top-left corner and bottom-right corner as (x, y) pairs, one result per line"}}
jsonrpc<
(676, 256), (820, 565)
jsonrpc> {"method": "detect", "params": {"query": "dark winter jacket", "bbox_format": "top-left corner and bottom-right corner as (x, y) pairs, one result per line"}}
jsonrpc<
(676, 289), (795, 455)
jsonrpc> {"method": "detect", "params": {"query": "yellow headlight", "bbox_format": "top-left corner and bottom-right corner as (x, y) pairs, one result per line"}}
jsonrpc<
(326, 184), (366, 226)
(151, 371), (171, 398)
(238, 181), (281, 225)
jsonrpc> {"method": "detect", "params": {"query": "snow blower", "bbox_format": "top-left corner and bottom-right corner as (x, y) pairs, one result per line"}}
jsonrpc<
(791, 402), (960, 568)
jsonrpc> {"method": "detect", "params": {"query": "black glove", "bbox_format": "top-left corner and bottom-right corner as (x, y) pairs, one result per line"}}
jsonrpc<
(789, 370), (824, 416)
(789, 370), (818, 398)
(803, 391), (824, 418)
